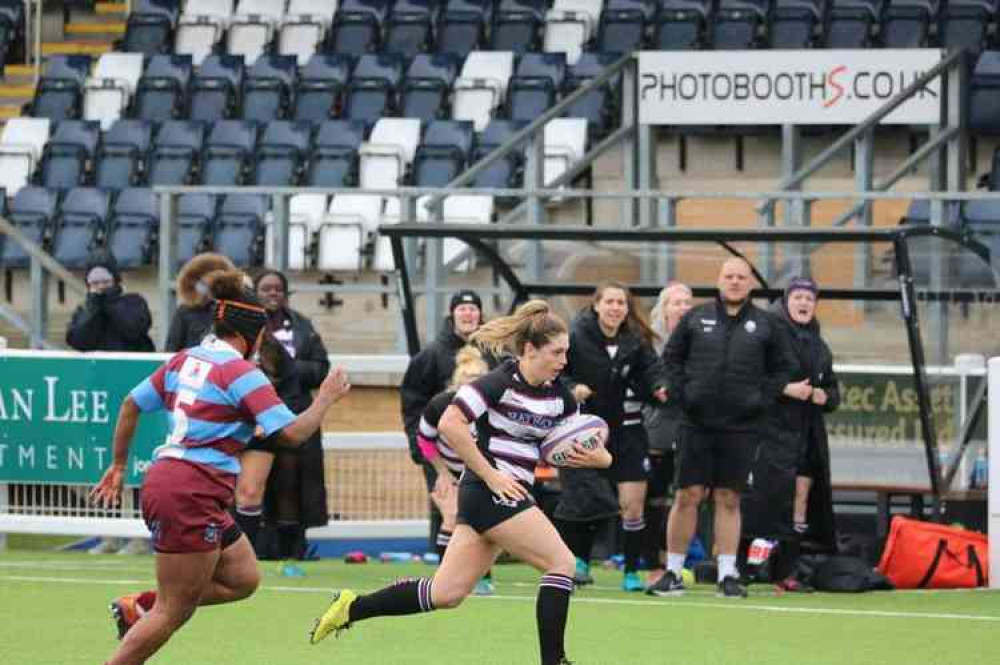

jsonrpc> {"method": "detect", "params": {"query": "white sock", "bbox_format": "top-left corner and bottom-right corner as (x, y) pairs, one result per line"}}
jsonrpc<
(717, 555), (738, 581)
(666, 553), (686, 575)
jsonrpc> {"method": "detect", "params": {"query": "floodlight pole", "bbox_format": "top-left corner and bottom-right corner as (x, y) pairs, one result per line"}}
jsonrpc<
(895, 233), (943, 520)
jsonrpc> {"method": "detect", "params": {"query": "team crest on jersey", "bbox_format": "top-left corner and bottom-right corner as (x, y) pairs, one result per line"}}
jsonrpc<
(179, 357), (212, 389)
(744, 320), (757, 334)
(700, 318), (716, 333)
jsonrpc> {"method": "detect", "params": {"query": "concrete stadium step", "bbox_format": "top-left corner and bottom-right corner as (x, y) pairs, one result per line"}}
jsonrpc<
(95, 2), (129, 17)
(65, 22), (125, 40)
(41, 42), (115, 56)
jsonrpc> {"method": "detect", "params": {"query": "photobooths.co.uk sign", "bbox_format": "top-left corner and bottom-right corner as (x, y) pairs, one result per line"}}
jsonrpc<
(638, 50), (942, 126)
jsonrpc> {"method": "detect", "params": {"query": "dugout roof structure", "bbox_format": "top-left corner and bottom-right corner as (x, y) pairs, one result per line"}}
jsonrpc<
(381, 222), (998, 521)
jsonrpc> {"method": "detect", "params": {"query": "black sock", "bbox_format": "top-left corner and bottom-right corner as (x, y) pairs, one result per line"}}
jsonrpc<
(349, 578), (435, 623)
(233, 506), (262, 551)
(561, 521), (596, 563)
(483, 568), (493, 581)
(623, 517), (646, 573)
(436, 528), (453, 560)
(537, 574), (573, 665)
(277, 522), (305, 559)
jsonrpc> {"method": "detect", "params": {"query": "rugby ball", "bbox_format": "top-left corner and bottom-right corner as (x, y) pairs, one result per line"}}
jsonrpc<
(540, 414), (609, 467)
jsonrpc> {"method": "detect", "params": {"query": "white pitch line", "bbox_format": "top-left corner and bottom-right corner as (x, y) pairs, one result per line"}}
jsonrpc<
(4, 574), (1000, 623)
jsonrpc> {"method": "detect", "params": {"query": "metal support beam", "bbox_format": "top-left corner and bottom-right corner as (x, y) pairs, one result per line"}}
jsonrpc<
(778, 124), (804, 279)
(621, 59), (638, 229)
(423, 202), (445, 342)
(637, 122), (658, 283)
(271, 193), (289, 272)
(656, 197), (677, 284)
(29, 256), (48, 349)
(854, 131), (875, 289)
(525, 129), (546, 281)
(157, 193), (177, 351)
(894, 234), (943, 520)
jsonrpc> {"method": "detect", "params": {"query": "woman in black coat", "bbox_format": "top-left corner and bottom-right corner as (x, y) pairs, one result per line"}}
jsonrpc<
(233, 270), (331, 560)
(556, 281), (666, 591)
(742, 277), (840, 587)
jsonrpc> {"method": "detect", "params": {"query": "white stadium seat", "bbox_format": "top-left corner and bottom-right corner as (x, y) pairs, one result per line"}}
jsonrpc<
(0, 118), (51, 196)
(544, 0), (604, 64)
(359, 118), (422, 191)
(229, 0), (288, 63)
(83, 53), (145, 129)
(176, 0), (234, 65)
(280, 0), (338, 65)
(265, 193), (327, 269)
(452, 51), (515, 131)
(318, 194), (383, 271)
(544, 117), (588, 186)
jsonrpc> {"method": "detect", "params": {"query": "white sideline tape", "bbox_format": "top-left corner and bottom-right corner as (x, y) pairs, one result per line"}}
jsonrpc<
(2, 572), (999, 623)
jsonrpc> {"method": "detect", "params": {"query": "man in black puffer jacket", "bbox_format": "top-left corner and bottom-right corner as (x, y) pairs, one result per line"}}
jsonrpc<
(400, 289), (485, 552)
(647, 258), (795, 599)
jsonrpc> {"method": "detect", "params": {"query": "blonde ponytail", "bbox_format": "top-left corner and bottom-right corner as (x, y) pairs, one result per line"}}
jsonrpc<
(471, 299), (566, 357)
(449, 345), (489, 388)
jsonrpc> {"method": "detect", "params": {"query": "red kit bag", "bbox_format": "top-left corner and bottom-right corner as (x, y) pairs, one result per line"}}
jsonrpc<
(877, 516), (988, 589)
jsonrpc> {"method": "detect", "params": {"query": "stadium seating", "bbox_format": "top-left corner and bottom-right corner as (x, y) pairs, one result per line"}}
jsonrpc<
(189, 55), (245, 123)
(400, 53), (461, 122)
(229, 0), (287, 63)
(107, 188), (159, 268)
(360, 117), (422, 190)
(320, 193), (384, 270)
(52, 188), (112, 268)
(452, 50), (515, 130)
(0, 118), (51, 196)
(345, 53), (406, 127)
(215, 193), (268, 266)
(176, 192), (219, 265)
(147, 120), (205, 186)
(175, 0), (233, 65)
(94, 120), (154, 189)
(506, 52), (567, 123)
(37, 121), (100, 190)
(292, 53), (353, 122)
(412, 120), (476, 186)
(543, 117), (588, 185)
(84, 53), (145, 129)
(243, 54), (299, 121)
(436, 0), (490, 57)
(469, 119), (526, 192)
(265, 192), (328, 268)
(969, 51), (1000, 134)
(279, 0), (337, 65)
(28, 55), (91, 122)
(253, 120), (313, 185)
(132, 55), (193, 121)
(121, 0), (179, 55)
(201, 120), (260, 186)
(306, 119), (365, 187)
(0, 187), (59, 268)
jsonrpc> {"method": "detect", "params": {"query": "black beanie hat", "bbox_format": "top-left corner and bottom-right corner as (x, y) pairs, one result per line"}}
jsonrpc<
(449, 289), (483, 314)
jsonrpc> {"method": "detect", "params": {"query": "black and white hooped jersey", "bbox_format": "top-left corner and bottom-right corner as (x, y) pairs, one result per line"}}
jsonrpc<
(453, 359), (576, 484)
(418, 390), (469, 475)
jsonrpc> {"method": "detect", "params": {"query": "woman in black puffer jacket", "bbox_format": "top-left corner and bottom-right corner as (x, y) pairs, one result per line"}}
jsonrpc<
(555, 281), (666, 591)
(742, 277), (840, 589)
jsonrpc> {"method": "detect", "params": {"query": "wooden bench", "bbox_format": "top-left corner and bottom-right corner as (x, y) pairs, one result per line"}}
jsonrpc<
(833, 483), (986, 540)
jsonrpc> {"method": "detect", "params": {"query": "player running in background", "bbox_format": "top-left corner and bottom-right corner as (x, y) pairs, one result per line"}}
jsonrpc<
(310, 300), (611, 665)
(90, 270), (351, 665)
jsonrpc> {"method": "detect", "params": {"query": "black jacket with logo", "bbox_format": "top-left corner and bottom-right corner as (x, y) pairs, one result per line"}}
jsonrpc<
(663, 298), (793, 432)
(563, 308), (663, 431)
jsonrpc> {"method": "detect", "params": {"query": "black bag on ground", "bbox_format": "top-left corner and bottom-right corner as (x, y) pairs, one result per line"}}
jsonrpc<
(795, 555), (894, 592)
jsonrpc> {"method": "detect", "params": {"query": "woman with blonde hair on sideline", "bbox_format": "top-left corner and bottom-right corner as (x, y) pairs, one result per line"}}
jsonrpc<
(310, 300), (611, 665)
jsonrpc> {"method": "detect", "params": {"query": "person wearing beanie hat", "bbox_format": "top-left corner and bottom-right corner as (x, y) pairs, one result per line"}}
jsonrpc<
(741, 276), (840, 592)
(401, 289), (488, 556)
(66, 250), (155, 353)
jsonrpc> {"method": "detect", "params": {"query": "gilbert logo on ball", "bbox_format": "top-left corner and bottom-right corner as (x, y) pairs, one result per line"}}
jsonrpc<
(540, 414), (609, 467)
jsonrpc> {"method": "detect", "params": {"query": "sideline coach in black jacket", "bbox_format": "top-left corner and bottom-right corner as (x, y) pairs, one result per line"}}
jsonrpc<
(647, 257), (793, 599)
